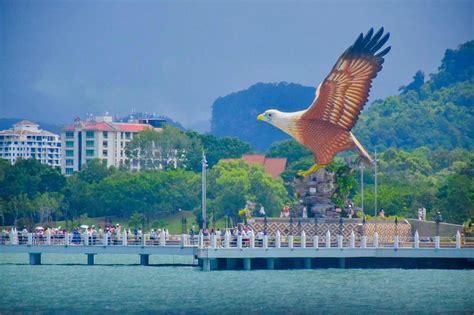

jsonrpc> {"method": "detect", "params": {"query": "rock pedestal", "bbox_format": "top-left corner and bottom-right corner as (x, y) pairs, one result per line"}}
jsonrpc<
(294, 168), (337, 218)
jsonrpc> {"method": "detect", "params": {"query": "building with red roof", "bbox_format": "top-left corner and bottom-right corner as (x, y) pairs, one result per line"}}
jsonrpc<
(61, 116), (161, 175)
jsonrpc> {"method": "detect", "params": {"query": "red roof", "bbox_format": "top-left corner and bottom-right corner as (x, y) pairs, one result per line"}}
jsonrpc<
(114, 123), (161, 133)
(262, 158), (287, 179)
(62, 121), (162, 133)
(63, 121), (115, 131)
(241, 154), (266, 165)
(223, 154), (287, 179)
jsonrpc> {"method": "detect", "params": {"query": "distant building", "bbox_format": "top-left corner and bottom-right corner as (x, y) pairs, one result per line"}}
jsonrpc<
(0, 120), (61, 167)
(223, 154), (287, 179)
(61, 116), (162, 175)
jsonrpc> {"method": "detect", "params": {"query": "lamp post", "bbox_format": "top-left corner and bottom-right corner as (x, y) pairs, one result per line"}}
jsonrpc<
(339, 216), (344, 236)
(181, 215), (187, 235)
(289, 215), (294, 236)
(263, 215), (268, 234)
(436, 211), (443, 236)
(201, 151), (208, 229)
(374, 149), (378, 217)
(394, 217), (399, 236)
(314, 218), (318, 237)
(360, 164), (364, 213)
(362, 215), (366, 236)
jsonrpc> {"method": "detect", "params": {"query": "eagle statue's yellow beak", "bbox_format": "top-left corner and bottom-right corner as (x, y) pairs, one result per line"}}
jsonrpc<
(257, 114), (265, 121)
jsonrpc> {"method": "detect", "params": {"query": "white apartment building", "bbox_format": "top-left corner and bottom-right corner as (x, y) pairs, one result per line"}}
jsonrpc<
(0, 120), (61, 167)
(61, 116), (162, 175)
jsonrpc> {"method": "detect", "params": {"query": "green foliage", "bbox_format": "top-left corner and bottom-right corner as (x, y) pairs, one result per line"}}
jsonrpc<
(32, 192), (64, 224)
(89, 169), (200, 219)
(185, 130), (253, 171)
(128, 212), (144, 229)
(327, 160), (356, 208)
(434, 160), (474, 224)
(125, 126), (195, 171)
(430, 40), (474, 90)
(354, 41), (473, 152)
(207, 160), (289, 223)
(352, 147), (473, 223)
(77, 159), (115, 183)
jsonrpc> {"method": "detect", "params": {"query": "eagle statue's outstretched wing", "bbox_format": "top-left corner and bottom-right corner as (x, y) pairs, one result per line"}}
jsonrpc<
(301, 27), (391, 131)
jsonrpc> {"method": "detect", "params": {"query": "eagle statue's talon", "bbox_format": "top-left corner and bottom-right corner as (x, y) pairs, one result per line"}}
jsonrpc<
(297, 164), (325, 177)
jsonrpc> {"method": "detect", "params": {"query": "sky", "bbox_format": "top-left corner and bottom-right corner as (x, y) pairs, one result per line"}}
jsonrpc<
(0, 0), (472, 130)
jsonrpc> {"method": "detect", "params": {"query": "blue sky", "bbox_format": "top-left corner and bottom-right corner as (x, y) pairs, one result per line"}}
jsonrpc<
(1, 0), (472, 130)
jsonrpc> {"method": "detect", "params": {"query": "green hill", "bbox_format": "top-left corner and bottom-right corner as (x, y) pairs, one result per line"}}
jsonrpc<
(354, 40), (474, 151)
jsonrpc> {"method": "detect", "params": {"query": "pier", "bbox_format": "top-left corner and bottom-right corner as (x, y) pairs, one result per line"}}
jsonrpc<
(1, 229), (473, 270)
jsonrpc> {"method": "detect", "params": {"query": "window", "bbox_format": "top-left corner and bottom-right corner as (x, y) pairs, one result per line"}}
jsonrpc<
(86, 149), (94, 157)
(66, 150), (74, 157)
(103, 141), (108, 148)
(125, 132), (131, 139)
(86, 131), (94, 138)
(66, 141), (74, 148)
(102, 149), (108, 156)
(65, 131), (74, 139)
(86, 140), (94, 147)
(66, 159), (74, 166)
(103, 131), (108, 138)
(65, 168), (74, 175)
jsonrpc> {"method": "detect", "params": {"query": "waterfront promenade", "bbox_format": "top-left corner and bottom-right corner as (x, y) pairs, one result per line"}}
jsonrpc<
(1, 229), (473, 270)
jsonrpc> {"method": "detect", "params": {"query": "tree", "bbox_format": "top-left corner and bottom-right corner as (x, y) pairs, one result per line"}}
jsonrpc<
(9, 193), (32, 227)
(207, 160), (288, 222)
(185, 131), (253, 171)
(126, 126), (196, 171)
(435, 161), (474, 224)
(32, 192), (64, 224)
(399, 71), (425, 94)
(77, 159), (115, 184)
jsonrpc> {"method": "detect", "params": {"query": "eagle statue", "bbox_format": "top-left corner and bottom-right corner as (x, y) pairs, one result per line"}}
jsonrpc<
(258, 27), (390, 176)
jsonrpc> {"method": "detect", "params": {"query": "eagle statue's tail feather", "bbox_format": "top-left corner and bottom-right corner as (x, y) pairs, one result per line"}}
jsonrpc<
(351, 133), (373, 167)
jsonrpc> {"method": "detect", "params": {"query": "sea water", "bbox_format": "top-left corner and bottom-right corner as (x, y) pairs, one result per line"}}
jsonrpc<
(0, 254), (472, 314)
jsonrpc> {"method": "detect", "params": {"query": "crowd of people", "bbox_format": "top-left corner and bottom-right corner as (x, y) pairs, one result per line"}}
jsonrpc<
(0, 224), (173, 245)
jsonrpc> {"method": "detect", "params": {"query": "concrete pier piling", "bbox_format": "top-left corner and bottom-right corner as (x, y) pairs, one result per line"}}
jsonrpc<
(266, 258), (275, 270)
(140, 254), (149, 266)
(86, 253), (96, 265)
(202, 258), (211, 272)
(243, 258), (251, 270)
(29, 253), (41, 265)
(226, 258), (237, 270)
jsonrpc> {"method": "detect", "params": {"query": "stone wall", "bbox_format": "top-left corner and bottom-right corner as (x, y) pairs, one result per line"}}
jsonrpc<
(247, 218), (411, 240)
(406, 219), (461, 237)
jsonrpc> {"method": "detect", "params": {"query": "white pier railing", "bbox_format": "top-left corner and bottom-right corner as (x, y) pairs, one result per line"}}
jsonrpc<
(196, 230), (473, 250)
(1, 229), (472, 250)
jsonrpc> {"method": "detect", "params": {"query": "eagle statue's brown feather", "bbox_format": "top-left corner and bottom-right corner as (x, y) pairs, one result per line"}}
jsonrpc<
(258, 28), (391, 176)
